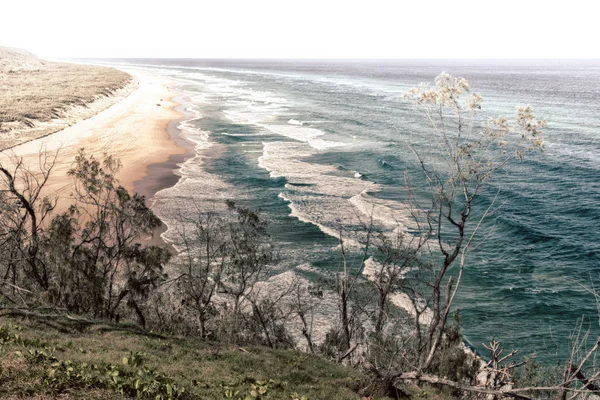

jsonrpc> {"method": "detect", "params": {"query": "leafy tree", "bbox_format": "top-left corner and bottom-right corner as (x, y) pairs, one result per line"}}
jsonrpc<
(55, 149), (169, 323)
(0, 149), (169, 325)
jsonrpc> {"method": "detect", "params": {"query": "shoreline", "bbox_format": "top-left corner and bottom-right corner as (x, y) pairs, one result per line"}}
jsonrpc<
(133, 95), (197, 248)
(133, 96), (195, 203)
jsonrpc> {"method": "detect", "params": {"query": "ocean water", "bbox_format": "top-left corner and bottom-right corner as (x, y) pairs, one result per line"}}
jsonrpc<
(98, 59), (600, 362)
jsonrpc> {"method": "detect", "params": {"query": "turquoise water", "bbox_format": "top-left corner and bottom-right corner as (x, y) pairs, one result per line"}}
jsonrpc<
(99, 59), (600, 362)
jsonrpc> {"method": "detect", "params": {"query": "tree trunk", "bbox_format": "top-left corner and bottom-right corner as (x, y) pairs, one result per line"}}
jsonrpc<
(340, 279), (351, 354)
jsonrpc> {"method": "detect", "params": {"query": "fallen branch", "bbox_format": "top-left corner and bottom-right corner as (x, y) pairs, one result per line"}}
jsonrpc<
(570, 365), (600, 394)
(338, 342), (360, 363)
(395, 371), (547, 400)
(0, 307), (169, 339)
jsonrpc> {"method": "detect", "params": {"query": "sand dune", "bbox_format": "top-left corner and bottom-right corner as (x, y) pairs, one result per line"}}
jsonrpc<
(0, 70), (185, 213)
(1, 48), (134, 149)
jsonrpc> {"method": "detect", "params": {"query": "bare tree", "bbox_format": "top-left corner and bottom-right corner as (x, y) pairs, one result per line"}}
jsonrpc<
(0, 149), (58, 295)
(245, 282), (296, 349)
(332, 226), (373, 363)
(291, 280), (322, 353)
(174, 209), (228, 338)
(401, 72), (545, 373)
(219, 200), (274, 316)
(370, 230), (426, 337)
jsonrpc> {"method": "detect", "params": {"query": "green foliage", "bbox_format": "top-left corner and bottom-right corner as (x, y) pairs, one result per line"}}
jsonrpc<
(0, 317), (369, 399)
(0, 324), (50, 350)
(513, 354), (562, 389)
(290, 392), (309, 400)
(0, 325), (20, 344)
(427, 313), (478, 383)
(20, 343), (184, 399)
(319, 328), (344, 360)
(245, 379), (274, 399)
(1, 150), (170, 326)
(221, 379), (303, 400)
(44, 358), (185, 399)
(122, 351), (146, 368)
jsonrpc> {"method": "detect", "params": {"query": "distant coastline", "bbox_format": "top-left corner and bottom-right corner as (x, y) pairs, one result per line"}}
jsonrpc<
(0, 56), (187, 227)
(0, 48), (135, 151)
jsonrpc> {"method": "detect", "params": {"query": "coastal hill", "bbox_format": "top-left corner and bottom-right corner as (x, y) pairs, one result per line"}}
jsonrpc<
(0, 46), (44, 71)
(0, 47), (135, 150)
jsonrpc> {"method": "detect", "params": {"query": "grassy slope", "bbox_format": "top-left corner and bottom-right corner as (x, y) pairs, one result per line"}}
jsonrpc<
(0, 315), (386, 400)
(0, 62), (130, 125)
(0, 47), (132, 150)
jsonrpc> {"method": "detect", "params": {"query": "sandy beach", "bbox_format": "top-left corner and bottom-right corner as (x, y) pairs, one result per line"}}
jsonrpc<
(0, 70), (186, 215)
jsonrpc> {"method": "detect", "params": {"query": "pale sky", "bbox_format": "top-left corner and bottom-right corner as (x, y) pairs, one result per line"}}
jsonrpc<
(1, 0), (598, 59)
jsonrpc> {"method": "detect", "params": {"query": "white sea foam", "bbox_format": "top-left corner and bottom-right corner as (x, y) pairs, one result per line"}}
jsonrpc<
(348, 191), (413, 232)
(152, 148), (243, 251)
(166, 66), (303, 80)
(251, 269), (340, 347)
(363, 258), (433, 324)
(149, 91), (245, 250)
(154, 70), (411, 258)
(263, 125), (345, 150)
(278, 193), (358, 247)
(259, 141), (413, 248)
(221, 132), (258, 137)
(175, 68), (346, 152)
(157, 66), (411, 255)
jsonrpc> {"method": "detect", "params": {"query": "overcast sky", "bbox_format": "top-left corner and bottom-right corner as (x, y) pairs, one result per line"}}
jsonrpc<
(1, 0), (598, 59)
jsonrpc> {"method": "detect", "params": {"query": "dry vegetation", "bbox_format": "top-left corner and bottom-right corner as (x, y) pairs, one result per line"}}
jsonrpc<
(0, 47), (133, 149)
(0, 63), (131, 123)
(0, 47), (43, 71)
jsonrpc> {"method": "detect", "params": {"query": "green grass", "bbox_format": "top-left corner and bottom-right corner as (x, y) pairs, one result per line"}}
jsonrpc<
(0, 315), (381, 399)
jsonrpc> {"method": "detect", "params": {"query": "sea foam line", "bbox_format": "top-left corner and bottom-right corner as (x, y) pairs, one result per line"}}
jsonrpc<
(278, 193), (360, 248)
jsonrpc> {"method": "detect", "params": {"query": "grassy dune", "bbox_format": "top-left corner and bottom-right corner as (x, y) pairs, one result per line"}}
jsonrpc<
(0, 63), (130, 124)
(0, 48), (133, 149)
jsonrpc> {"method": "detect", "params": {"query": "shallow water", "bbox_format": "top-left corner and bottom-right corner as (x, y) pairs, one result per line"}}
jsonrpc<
(96, 58), (600, 362)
